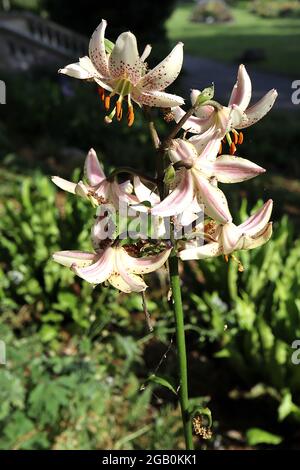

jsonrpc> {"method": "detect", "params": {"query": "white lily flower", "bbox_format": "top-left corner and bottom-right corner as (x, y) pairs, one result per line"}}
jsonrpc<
(59, 19), (184, 126)
(172, 64), (278, 153)
(52, 148), (138, 208)
(53, 244), (171, 293)
(150, 136), (265, 224)
(180, 200), (273, 260)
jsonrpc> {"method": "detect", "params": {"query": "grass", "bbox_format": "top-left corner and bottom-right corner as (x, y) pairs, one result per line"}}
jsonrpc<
(166, 2), (300, 77)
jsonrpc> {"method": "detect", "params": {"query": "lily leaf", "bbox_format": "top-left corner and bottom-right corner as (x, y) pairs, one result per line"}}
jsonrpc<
(104, 38), (114, 54)
(145, 374), (177, 396)
(246, 428), (282, 446)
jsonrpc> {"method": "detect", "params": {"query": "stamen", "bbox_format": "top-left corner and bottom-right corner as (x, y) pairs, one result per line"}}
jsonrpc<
(116, 100), (123, 121)
(127, 104), (134, 127)
(104, 95), (111, 111)
(98, 87), (105, 102)
(230, 142), (236, 155)
(233, 131), (239, 145)
(224, 255), (229, 263)
(218, 142), (223, 155)
(238, 131), (244, 145)
(105, 107), (116, 124)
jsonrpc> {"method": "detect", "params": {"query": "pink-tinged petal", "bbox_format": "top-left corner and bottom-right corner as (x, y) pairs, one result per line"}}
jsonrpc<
(109, 273), (145, 293)
(119, 247), (171, 275)
(241, 223), (273, 250)
(221, 222), (243, 254)
(114, 248), (147, 292)
(151, 169), (194, 217)
(120, 180), (133, 194)
(228, 64), (252, 111)
(209, 155), (265, 183)
(216, 106), (232, 134)
(51, 176), (76, 194)
(89, 19), (110, 77)
(172, 106), (216, 134)
(169, 139), (198, 165)
(84, 148), (106, 186)
(94, 180), (110, 200)
(133, 89), (184, 108)
(139, 42), (184, 91)
(134, 176), (160, 205)
(52, 251), (95, 268)
(189, 124), (220, 153)
(236, 89), (278, 129)
(238, 200), (273, 236)
(195, 132), (222, 163)
(59, 61), (93, 80)
(75, 181), (89, 198)
(108, 31), (142, 84)
(108, 181), (139, 208)
(73, 247), (114, 284)
(180, 241), (222, 260)
(193, 171), (232, 224)
(141, 44), (152, 62)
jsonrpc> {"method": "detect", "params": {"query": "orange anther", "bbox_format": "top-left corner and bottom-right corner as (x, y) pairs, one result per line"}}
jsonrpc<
(127, 106), (134, 127)
(238, 131), (244, 145)
(224, 255), (229, 263)
(116, 100), (123, 120)
(233, 132), (238, 145)
(218, 142), (223, 155)
(98, 87), (105, 102)
(104, 95), (111, 111)
(230, 142), (236, 155)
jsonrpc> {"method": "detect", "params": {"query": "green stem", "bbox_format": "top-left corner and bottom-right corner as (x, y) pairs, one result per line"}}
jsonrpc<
(168, 253), (194, 450)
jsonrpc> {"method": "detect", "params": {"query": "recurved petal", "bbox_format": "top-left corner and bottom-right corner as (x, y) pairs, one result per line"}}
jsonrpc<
(119, 246), (171, 275)
(194, 172), (232, 224)
(139, 42), (184, 91)
(189, 123), (219, 153)
(59, 61), (94, 79)
(134, 176), (160, 205)
(172, 106), (215, 134)
(240, 222), (273, 250)
(221, 222), (243, 254)
(228, 64), (252, 111)
(209, 155), (265, 183)
(238, 200), (273, 236)
(151, 169), (194, 217)
(179, 241), (222, 260)
(109, 31), (142, 84)
(73, 247), (114, 284)
(52, 250), (95, 268)
(133, 89), (184, 108)
(89, 19), (110, 77)
(115, 248), (148, 292)
(51, 176), (76, 194)
(84, 148), (106, 186)
(169, 139), (198, 165)
(236, 89), (278, 129)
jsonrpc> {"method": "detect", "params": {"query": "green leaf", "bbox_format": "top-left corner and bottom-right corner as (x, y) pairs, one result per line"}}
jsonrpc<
(246, 428), (282, 446)
(104, 38), (114, 54)
(145, 374), (177, 396)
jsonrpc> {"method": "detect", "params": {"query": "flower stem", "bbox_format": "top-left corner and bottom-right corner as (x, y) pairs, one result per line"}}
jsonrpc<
(168, 253), (194, 450)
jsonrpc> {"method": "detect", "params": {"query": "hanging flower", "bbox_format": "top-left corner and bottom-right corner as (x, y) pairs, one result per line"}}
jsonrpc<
(53, 243), (171, 293)
(179, 200), (273, 260)
(52, 148), (137, 207)
(59, 19), (184, 126)
(172, 64), (278, 153)
(150, 137), (265, 224)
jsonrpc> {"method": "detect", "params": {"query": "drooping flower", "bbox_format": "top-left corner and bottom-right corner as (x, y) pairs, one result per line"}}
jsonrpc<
(52, 148), (138, 207)
(59, 19), (184, 126)
(53, 243), (171, 293)
(179, 200), (273, 260)
(172, 65), (278, 153)
(150, 137), (265, 224)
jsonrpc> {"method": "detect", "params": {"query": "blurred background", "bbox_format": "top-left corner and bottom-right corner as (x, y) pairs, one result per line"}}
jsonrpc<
(1, 0), (300, 450)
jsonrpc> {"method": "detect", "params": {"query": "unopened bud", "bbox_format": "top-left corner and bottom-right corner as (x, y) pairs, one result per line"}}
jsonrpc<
(195, 84), (214, 106)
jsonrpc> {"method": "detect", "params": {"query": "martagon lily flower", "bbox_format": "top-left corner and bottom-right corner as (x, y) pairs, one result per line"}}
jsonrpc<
(150, 137), (265, 224)
(179, 199), (273, 260)
(59, 19), (184, 126)
(53, 243), (171, 293)
(52, 148), (138, 207)
(172, 64), (278, 154)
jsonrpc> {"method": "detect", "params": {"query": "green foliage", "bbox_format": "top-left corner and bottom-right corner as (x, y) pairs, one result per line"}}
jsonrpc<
(246, 428), (283, 446)
(191, 0), (234, 24)
(251, 1), (300, 19)
(188, 201), (300, 426)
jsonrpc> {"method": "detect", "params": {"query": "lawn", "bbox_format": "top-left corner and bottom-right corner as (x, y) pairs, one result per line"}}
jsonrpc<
(166, 1), (300, 77)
